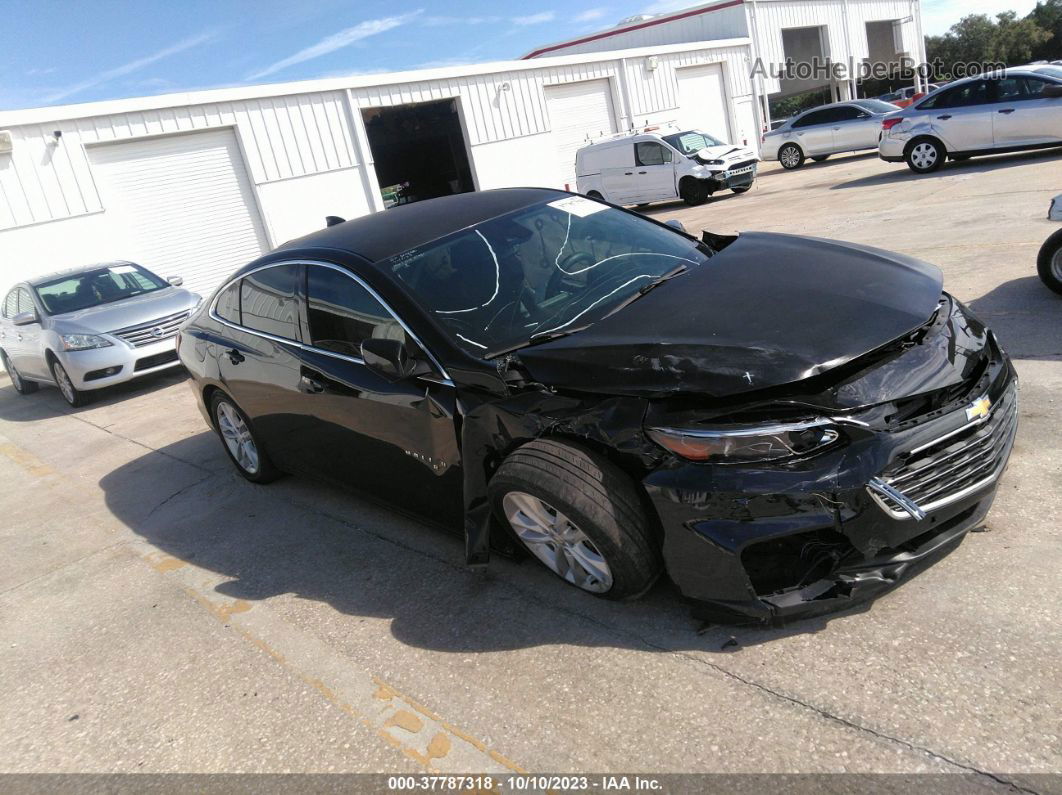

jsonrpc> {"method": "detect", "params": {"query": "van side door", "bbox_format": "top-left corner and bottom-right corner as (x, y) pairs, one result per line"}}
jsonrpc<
(632, 141), (678, 203)
(600, 144), (638, 205)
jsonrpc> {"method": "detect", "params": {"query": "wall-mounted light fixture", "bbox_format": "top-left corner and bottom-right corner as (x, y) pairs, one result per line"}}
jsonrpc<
(646, 56), (659, 71)
(0, 130), (13, 154)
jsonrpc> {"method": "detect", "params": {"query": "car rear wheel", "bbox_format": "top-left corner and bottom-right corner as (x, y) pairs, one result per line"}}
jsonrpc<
(1037, 229), (1062, 296)
(679, 178), (710, 206)
(905, 138), (945, 173)
(1, 351), (38, 395)
(778, 144), (804, 170)
(210, 392), (280, 483)
(731, 184), (752, 194)
(489, 438), (662, 599)
(811, 155), (830, 162)
(50, 359), (86, 407)
(586, 191), (604, 201)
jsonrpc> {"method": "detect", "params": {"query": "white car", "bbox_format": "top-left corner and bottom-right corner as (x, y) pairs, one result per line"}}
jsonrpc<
(761, 99), (901, 169)
(576, 128), (758, 206)
(879, 66), (1062, 173)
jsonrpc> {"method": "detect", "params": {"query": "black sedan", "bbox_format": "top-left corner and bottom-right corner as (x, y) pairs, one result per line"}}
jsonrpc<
(178, 188), (1018, 624)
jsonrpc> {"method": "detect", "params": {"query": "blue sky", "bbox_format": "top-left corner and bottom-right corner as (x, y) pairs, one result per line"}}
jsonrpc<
(0, 0), (1037, 110)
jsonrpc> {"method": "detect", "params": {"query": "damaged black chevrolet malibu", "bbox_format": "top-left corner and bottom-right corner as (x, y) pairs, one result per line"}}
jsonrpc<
(178, 188), (1017, 624)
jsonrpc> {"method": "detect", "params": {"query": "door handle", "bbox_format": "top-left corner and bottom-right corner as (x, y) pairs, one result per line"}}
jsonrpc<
(637, 170), (647, 174)
(936, 114), (952, 120)
(16, 334), (23, 342)
(624, 171), (633, 175)
(997, 108), (1015, 114)
(299, 372), (325, 394)
(225, 348), (244, 365)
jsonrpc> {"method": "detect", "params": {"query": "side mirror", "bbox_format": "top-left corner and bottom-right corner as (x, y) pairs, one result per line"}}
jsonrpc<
(1044, 84), (1062, 99)
(665, 219), (687, 233)
(167, 276), (184, 287)
(361, 337), (418, 381)
(12, 310), (38, 326)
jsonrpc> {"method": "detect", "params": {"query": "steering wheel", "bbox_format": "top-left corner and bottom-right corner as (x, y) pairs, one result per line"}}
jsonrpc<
(546, 251), (597, 299)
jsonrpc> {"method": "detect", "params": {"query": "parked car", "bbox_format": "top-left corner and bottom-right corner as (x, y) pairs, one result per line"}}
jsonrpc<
(1, 262), (201, 407)
(761, 99), (901, 169)
(878, 84), (942, 108)
(576, 128), (758, 206)
(1039, 192), (1062, 294)
(879, 66), (1062, 173)
(179, 187), (1017, 624)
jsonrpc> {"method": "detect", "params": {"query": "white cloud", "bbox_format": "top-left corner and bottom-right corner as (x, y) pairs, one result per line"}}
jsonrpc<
(43, 32), (217, 102)
(247, 11), (421, 80)
(512, 11), (557, 25)
(573, 8), (609, 22)
(921, 0), (1038, 35)
(422, 15), (504, 26)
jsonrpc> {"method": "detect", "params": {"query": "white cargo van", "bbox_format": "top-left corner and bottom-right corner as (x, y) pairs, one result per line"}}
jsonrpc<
(575, 128), (759, 207)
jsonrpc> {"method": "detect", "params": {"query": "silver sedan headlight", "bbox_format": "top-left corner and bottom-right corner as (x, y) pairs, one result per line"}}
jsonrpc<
(646, 419), (841, 464)
(60, 334), (114, 351)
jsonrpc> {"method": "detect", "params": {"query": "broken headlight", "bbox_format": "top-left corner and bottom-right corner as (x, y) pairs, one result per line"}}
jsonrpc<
(646, 419), (841, 464)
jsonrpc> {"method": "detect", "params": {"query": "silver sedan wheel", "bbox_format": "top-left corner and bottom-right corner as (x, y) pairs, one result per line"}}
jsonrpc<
(6, 359), (23, 391)
(502, 491), (613, 593)
(910, 142), (938, 170)
(53, 362), (76, 404)
(1052, 247), (1062, 283)
(779, 146), (801, 168)
(216, 401), (260, 475)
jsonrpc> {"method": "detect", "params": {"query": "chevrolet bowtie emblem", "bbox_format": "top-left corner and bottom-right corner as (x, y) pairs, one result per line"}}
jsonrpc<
(965, 395), (992, 421)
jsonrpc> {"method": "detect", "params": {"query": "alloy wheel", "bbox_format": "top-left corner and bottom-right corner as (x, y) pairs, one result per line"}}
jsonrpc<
(502, 491), (613, 593)
(5, 357), (23, 392)
(780, 146), (801, 168)
(1052, 247), (1062, 284)
(910, 142), (938, 170)
(53, 362), (76, 404)
(216, 401), (260, 475)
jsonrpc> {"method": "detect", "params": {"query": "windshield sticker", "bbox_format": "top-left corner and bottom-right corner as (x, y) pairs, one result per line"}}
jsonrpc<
(108, 265), (137, 274)
(548, 196), (608, 218)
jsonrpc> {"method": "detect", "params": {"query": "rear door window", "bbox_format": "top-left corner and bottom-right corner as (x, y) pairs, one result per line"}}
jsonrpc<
(306, 265), (408, 358)
(239, 264), (301, 341)
(793, 110), (830, 128)
(214, 281), (241, 324)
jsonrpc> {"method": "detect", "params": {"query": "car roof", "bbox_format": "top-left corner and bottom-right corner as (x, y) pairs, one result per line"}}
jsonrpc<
(276, 187), (567, 264)
(27, 260), (138, 287)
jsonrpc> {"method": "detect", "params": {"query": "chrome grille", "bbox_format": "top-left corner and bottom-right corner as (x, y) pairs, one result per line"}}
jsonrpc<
(109, 310), (190, 348)
(869, 388), (1018, 520)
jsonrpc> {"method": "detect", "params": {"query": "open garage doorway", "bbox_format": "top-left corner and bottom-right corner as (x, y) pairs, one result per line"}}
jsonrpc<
(363, 99), (475, 208)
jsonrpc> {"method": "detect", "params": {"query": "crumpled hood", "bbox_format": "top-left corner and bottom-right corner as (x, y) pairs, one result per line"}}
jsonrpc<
(696, 144), (758, 164)
(52, 287), (199, 333)
(515, 232), (944, 399)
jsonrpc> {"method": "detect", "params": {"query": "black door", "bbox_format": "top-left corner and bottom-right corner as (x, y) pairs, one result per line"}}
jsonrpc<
(285, 263), (463, 528)
(215, 262), (314, 471)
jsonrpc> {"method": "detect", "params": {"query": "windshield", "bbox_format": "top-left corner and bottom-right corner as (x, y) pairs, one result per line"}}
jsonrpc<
(661, 130), (726, 155)
(384, 196), (711, 357)
(853, 99), (901, 113)
(33, 263), (168, 315)
(1031, 66), (1062, 79)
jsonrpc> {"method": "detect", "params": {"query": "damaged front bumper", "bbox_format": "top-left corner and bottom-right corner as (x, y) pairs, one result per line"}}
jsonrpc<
(643, 350), (1018, 626)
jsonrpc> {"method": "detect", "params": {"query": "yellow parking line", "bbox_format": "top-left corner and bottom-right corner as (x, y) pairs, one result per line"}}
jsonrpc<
(0, 441), (55, 478)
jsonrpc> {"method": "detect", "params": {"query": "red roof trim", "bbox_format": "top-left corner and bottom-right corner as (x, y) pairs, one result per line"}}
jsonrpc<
(521, 0), (746, 59)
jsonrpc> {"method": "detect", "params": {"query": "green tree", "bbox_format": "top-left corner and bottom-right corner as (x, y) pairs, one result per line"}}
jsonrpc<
(925, 12), (1051, 78)
(1027, 0), (1062, 60)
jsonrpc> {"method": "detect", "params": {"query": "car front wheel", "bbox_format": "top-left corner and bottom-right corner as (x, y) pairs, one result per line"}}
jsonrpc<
(210, 392), (280, 483)
(905, 138), (945, 173)
(1037, 229), (1062, 296)
(2, 351), (38, 395)
(489, 439), (662, 599)
(679, 178), (710, 206)
(731, 184), (752, 194)
(778, 144), (804, 170)
(50, 359), (86, 407)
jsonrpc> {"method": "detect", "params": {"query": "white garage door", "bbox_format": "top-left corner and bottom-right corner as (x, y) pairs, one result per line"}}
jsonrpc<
(676, 65), (733, 142)
(89, 129), (268, 297)
(544, 80), (618, 190)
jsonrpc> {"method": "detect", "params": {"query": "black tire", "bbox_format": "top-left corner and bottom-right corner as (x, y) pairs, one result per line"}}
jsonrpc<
(489, 438), (662, 600)
(951, 154), (972, 161)
(49, 358), (86, 407)
(730, 184), (752, 194)
(679, 178), (710, 206)
(586, 191), (604, 201)
(778, 143), (805, 170)
(210, 391), (281, 483)
(1037, 229), (1062, 296)
(635, 203), (652, 209)
(811, 155), (830, 162)
(905, 137), (946, 173)
(1, 351), (38, 395)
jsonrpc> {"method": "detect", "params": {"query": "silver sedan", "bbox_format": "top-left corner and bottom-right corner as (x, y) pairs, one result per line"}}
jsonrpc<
(1, 262), (201, 406)
(761, 99), (900, 169)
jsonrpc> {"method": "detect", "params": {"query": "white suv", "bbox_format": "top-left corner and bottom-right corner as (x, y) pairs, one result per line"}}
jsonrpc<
(576, 128), (758, 207)
(879, 66), (1062, 173)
